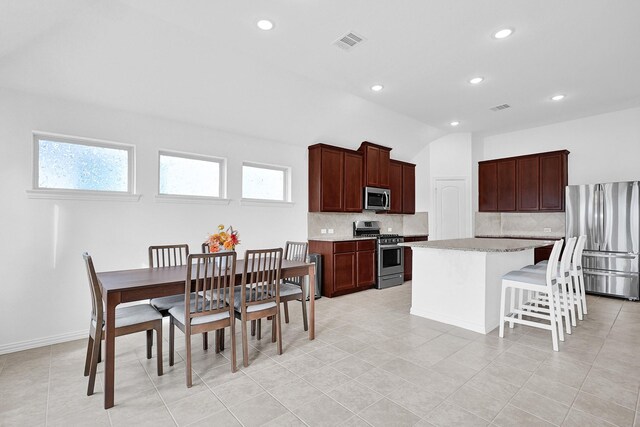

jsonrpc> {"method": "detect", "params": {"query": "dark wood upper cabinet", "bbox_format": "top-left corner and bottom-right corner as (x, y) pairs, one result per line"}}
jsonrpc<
(478, 161), (498, 211)
(359, 142), (392, 188)
(479, 150), (569, 213)
(402, 163), (416, 214)
(344, 151), (364, 212)
(539, 151), (568, 211)
(309, 144), (362, 212)
(517, 156), (539, 211)
(388, 160), (403, 214)
(497, 159), (517, 211)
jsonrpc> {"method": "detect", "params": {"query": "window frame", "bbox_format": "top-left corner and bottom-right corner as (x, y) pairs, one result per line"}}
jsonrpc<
(156, 150), (227, 202)
(30, 132), (137, 200)
(241, 161), (292, 203)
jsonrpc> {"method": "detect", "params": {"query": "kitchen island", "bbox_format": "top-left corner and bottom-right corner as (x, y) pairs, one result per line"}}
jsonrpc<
(402, 238), (555, 334)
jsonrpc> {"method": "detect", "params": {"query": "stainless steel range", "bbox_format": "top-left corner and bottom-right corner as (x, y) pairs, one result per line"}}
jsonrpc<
(353, 220), (405, 289)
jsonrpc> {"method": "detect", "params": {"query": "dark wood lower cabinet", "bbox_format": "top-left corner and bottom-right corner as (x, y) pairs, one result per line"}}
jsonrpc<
(403, 235), (429, 281)
(309, 239), (376, 298)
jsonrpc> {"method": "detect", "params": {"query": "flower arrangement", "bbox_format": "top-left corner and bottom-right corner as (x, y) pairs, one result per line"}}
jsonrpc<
(207, 224), (240, 252)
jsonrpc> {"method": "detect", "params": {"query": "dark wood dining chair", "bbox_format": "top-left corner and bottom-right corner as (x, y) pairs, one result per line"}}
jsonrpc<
(279, 241), (309, 331)
(149, 244), (190, 316)
(168, 252), (237, 387)
(82, 253), (163, 396)
(234, 248), (283, 367)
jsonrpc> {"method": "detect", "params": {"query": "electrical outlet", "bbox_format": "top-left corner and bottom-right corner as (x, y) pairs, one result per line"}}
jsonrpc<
(328, 229), (334, 234)
(388, 227), (393, 232)
(321, 229), (327, 234)
(544, 228), (552, 233)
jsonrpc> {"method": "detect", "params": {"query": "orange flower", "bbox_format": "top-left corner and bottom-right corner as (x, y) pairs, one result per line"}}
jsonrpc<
(207, 225), (240, 252)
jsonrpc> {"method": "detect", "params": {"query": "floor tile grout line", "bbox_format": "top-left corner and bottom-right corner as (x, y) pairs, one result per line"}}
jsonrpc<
(43, 345), (53, 427)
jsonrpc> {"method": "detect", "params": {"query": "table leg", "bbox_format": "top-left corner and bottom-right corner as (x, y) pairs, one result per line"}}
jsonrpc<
(104, 292), (120, 409)
(308, 264), (315, 340)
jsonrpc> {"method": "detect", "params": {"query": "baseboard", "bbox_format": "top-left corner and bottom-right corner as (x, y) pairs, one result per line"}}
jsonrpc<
(0, 330), (88, 355)
(410, 307), (491, 334)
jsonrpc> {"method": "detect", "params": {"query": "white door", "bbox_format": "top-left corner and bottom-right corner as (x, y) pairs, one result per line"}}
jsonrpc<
(434, 178), (467, 240)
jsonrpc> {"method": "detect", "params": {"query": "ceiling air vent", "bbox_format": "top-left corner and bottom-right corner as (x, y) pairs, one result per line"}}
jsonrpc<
(333, 32), (366, 51)
(490, 104), (511, 112)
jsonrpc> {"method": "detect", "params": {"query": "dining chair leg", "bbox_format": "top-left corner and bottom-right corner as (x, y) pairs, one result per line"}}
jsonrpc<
(241, 319), (249, 368)
(202, 332), (208, 351)
(220, 329), (225, 351)
(169, 317), (175, 367)
(146, 330), (153, 359)
(257, 319), (262, 341)
(230, 321), (237, 373)
(251, 320), (256, 337)
(283, 301), (290, 324)
(155, 324), (163, 376)
(97, 340), (102, 363)
(215, 330), (221, 353)
(185, 332), (193, 388)
(271, 315), (276, 343)
(87, 328), (101, 396)
(84, 334), (93, 377)
(276, 308), (283, 355)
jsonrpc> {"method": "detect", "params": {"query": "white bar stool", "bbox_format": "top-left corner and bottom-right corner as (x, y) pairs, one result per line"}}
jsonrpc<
(499, 239), (564, 351)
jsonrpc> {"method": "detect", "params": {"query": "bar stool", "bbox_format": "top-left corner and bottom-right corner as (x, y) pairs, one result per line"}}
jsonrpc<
(499, 239), (564, 351)
(520, 237), (577, 333)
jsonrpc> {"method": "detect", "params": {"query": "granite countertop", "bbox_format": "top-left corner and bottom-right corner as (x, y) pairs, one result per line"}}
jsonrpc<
(401, 238), (555, 252)
(476, 234), (564, 239)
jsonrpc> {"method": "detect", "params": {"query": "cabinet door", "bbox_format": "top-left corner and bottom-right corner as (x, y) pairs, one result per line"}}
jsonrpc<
(365, 145), (380, 187)
(496, 160), (516, 211)
(517, 156), (540, 211)
(478, 161), (498, 211)
(378, 149), (391, 188)
(333, 252), (356, 291)
(320, 149), (344, 211)
(388, 161), (403, 213)
(539, 152), (567, 211)
(402, 164), (416, 214)
(344, 152), (363, 212)
(356, 250), (376, 287)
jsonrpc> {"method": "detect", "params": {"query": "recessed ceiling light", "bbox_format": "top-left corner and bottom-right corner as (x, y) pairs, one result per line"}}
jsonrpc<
(450, 121), (460, 127)
(257, 20), (274, 31)
(493, 28), (514, 39)
(371, 84), (384, 92)
(551, 94), (566, 101)
(469, 77), (484, 85)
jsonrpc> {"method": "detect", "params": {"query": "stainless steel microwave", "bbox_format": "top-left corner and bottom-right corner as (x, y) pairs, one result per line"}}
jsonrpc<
(364, 186), (391, 211)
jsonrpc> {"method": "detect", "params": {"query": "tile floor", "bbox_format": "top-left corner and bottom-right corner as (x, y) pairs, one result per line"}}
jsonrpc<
(1, 283), (640, 426)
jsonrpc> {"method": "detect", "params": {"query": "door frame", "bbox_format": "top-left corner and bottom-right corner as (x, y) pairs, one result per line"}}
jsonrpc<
(432, 176), (471, 240)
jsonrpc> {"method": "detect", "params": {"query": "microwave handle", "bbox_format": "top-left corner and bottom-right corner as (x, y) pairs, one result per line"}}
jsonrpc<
(383, 192), (389, 209)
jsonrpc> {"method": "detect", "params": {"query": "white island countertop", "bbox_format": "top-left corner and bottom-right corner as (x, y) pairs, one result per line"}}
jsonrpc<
(401, 237), (555, 252)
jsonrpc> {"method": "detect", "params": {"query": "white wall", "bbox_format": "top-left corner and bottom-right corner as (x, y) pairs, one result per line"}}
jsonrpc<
(479, 107), (640, 185)
(0, 87), (430, 352)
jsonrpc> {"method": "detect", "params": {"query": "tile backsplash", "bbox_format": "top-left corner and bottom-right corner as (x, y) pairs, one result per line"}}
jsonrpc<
(308, 212), (428, 239)
(475, 212), (565, 238)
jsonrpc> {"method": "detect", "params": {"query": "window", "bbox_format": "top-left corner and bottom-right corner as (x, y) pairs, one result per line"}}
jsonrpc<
(158, 151), (225, 198)
(242, 162), (290, 202)
(33, 133), (134, 194)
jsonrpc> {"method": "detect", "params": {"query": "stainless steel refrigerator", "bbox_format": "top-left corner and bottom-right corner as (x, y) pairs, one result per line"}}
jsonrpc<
(566, 181), (639, 300)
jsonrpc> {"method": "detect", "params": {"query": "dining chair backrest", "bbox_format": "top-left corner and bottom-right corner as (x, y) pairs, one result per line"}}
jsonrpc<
(559, 237), (577, 275)
(201, 242), (210, 254)
(546, 239), (564, 286)
(241, 248), (283, 310)
(572, 235), (586, 270)
(83, 252), (103, 324)
(284, 241), (308, 286)
(186, 252), (237, 325)
(149, 244), (189, 268)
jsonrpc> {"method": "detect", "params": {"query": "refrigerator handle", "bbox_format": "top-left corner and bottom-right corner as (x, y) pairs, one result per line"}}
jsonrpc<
(594, 184), (600, 246)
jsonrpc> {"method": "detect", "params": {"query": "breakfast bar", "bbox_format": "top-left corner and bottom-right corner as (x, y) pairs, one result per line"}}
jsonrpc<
(403, 238), (554, 334)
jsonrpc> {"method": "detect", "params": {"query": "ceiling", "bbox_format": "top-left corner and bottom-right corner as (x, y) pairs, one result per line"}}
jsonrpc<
(1, 0), (639, 152)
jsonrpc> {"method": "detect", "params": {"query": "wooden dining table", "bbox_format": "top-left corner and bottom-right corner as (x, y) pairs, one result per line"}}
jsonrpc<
(96, 259), (316, 409)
